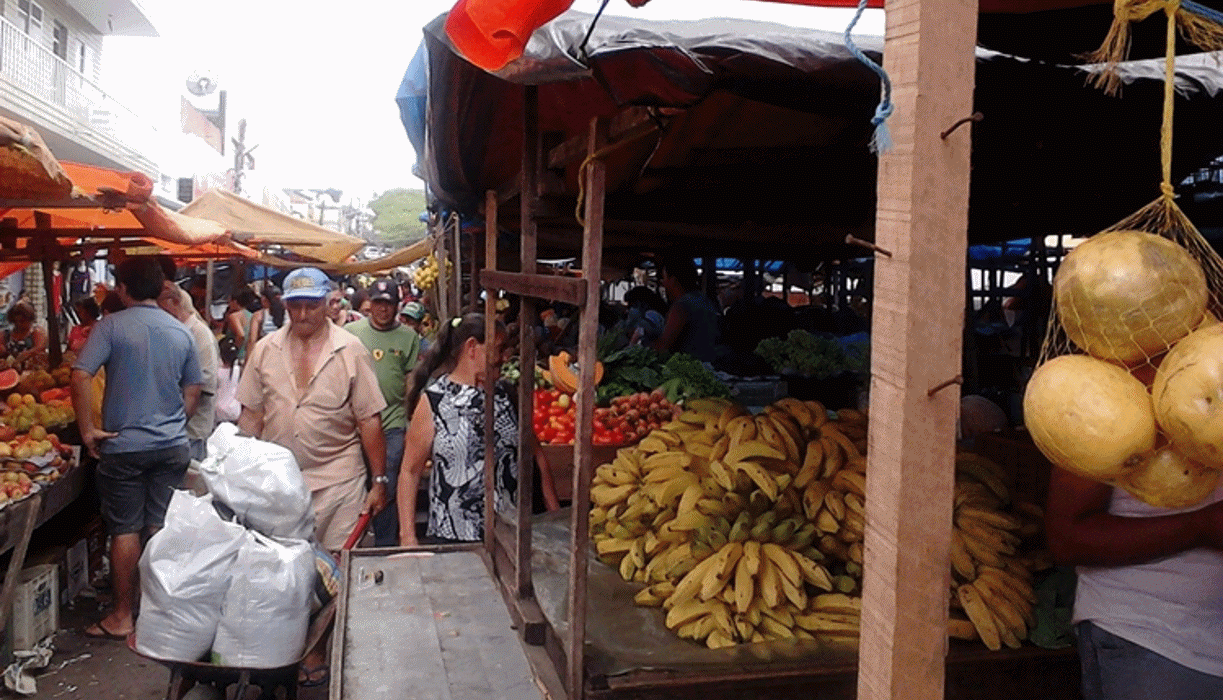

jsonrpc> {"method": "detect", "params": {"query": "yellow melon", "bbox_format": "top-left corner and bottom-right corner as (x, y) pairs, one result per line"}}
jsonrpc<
(1121, 446), (1220, 508)
(1152, 323), (1223, 470)
(1024, 354), (1156, 483)
(1054, 230), (1206, 365)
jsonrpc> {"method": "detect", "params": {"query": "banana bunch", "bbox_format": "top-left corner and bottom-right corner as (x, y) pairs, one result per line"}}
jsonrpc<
(591, 396), (874, 647)
(946, 453), (1046, 651)
(412, 254), (442, 289)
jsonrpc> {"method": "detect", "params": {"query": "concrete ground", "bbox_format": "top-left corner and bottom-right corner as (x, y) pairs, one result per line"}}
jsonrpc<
(10, 596), (329, 700)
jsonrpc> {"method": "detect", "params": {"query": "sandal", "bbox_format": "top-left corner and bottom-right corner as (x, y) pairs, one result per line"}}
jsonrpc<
(298, 664), (329, 688)
(83, 620), (130, 641)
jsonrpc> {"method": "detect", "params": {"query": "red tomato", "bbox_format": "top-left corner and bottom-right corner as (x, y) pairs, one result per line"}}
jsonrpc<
(540, 426), (557, 443)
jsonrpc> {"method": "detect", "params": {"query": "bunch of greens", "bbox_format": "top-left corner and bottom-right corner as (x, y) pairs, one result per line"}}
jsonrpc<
(755, 330), (861, 380)
(657, 352), (730, 404)
(596, 345), (665, 405)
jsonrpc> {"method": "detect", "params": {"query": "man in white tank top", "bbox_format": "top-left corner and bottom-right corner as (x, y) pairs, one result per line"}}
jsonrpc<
(1046, 468), (1223, 700)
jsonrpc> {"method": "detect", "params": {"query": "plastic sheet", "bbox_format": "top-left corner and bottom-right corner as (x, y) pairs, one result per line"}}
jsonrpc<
(529, 509), (859, 680)
(136, 492), (246, 662)
(212, 532), (316, 668)
(199, 423), (315, 541)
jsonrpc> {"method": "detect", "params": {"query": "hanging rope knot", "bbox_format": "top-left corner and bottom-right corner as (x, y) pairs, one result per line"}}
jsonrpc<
(1160, 181), (1177, 199)
(844, 0), (893, 154)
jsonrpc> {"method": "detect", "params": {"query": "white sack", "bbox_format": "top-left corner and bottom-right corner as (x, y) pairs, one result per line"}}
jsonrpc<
(199, 423), (314, 540)
(136, 492), (245, 662)
(212, 531), (315, 668)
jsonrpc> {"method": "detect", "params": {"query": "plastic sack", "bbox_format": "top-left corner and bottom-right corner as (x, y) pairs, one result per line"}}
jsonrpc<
(212, 531), (315, 668)
(198, 423), (314, 540)
(136, 491), (246, 662)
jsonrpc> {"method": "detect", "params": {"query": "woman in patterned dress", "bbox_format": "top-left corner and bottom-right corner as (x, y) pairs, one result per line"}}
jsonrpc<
(397, 313), (518, 545)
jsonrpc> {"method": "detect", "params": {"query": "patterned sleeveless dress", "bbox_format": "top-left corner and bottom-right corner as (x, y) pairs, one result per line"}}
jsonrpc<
(423, 375), (519, 541)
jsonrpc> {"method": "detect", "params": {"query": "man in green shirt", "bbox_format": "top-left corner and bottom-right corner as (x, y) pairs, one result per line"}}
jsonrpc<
(346, 278), (420, 545)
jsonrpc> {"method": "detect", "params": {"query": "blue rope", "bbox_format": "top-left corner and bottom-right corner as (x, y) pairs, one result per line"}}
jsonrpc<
(844, 0), (892, 153)
(1183, 0), (1223, 26)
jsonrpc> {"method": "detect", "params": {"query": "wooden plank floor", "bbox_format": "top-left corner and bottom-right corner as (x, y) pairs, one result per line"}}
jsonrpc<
(336, 548), (544, 700)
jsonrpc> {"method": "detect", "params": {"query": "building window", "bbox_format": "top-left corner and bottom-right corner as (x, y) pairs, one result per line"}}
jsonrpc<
(78, 42), (87, 73)
(17, 0), (43, 35)
(52, 21), (66, 59)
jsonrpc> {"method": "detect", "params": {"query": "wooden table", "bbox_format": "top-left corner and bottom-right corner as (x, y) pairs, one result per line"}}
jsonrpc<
(331, 546), (545, 700)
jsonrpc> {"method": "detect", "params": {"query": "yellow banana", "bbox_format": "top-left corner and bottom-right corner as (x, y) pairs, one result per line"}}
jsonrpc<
(725, 416), (757, 446)
(793, 612), (859, 636)
(708, 460), (737, 492)
(812, 593), (861, 615)
(803, 481), (830, 520)
(700, 542), (744, 600)
(950, 530), (977, 581)
(824, 490), (846, 520)
(724, 440), (786, 465)
(774, 397), (814, 428)
(803, 400), (829, 427)
(955, 457), (1010, 504)
(947, 615), (979, 641)
(637, 436), (671, 454)
(706, 628), (736, 649)
(710, 434), (731, 463)
(619, 549), (639, 580)
(754, 416), (789, 457)
(717, 403), (750, 431)
(644, 451), (694, 472)
(973, 578), (1026, 644)
(733, 555), (756, 614)
(677, 482), (704, 517)
(758, 615), (796, 640)
(819, 436), (843, 478)
(959, 528), (1006, 568)
(666, 599), (717, 630)
(695, 497), (729, 518)
(956, 584), (1002, 651)
(832, 470), (866, 499)
(741, 540), (763, 575)
(761, 543), (801, 587)
(758, 556), (784, 608)
(795, 440), (824, 489)
(959, 520), (1017, 556)
(732, 460), (779, 501)
(592, 483), (634, 507)
(634, 585), (667, 607)
(956, 506), (1022, 532)
(977, 565), (1038, 606)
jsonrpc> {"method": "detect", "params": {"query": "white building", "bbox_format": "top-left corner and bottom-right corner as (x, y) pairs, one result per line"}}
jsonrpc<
(0, 0), (159, 177)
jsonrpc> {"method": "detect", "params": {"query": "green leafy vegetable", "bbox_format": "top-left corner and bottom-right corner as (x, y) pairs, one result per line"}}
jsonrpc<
(755, 330), (866, 380)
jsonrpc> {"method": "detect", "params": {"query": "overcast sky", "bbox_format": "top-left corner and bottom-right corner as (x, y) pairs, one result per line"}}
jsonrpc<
(103, 0), (883, 202)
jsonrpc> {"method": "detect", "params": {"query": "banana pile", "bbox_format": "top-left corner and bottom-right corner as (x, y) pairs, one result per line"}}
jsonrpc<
(591, 397), (870, 648)
(411, 254), (451, 290)
(947, 453), (1046, 651)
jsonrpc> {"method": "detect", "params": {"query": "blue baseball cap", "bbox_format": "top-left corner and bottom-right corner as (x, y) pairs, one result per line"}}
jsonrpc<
(282, 267), (332, 301)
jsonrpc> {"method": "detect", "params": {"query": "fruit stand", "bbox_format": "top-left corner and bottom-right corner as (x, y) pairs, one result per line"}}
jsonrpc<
(406, 4), (1223, 698)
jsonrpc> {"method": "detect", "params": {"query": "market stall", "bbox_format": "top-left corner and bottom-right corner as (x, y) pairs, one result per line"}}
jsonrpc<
(394, 4), (1223, 698)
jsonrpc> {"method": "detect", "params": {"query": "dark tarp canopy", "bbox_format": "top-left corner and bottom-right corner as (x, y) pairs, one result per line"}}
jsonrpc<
(416, 11), (1223, 262)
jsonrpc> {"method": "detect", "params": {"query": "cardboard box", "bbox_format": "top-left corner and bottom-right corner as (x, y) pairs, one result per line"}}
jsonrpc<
(11, 564), (58, 650)
(65, 538), (89, 602)
(79, 516), (108, 588)
(24, 546), (69, 608)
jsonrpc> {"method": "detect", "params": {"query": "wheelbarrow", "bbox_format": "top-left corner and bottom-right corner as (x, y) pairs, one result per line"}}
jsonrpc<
(128, 512), (370, 700)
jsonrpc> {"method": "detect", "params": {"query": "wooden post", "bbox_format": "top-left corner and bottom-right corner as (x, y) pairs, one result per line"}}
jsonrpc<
(0, 495), (42, 636)
(484, 190), (499, 558)
(515, 85), (540, 600)
(858, 0), (977, 698)
(567, 116), (605, 700)
(34, 213), (62, 367)
(205, 260), (215, 325)
(435, 221), (450, 321)
(451, 213), (463, 313)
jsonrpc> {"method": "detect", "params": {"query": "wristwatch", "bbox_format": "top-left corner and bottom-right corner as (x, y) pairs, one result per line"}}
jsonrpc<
(372, 475), (390, 485)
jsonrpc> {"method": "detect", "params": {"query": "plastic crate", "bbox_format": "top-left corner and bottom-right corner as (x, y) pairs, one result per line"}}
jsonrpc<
(11, 564), (58, 650)
(726, 379), (787, 409)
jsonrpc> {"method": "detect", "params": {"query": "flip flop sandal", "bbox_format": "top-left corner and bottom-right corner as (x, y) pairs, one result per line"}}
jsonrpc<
(83, 620), (129, 641)
(298, 664), (330, 688)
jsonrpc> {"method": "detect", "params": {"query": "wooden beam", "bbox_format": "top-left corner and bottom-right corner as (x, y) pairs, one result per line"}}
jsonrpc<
(515, 84), (541, 601)
(546, 107), (656, 169)
(484, 190), (499, 562)
(567, 116), (607, 699)
(478, 271), (586, 307)
(34, 212), (62, 368)
(858, 0), (978, 698)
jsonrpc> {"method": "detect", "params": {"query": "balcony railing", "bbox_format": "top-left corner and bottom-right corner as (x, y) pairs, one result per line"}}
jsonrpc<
(0, 15), (158, 168)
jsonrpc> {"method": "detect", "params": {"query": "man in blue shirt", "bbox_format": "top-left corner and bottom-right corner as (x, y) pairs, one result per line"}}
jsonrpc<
(70, 256), (202, 641)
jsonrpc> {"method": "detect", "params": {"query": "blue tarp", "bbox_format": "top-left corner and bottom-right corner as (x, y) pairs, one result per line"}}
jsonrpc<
(968, 238), (1032, 262)
(395, 41), (429, 176)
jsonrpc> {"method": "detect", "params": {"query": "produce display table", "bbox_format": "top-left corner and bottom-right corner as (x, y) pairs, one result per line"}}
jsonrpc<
(331, 546), (544, 700)
(529, 511), (1080, 700)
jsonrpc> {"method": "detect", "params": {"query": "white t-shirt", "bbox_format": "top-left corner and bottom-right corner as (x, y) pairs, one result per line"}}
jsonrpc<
(1073, 480), (1223, 677)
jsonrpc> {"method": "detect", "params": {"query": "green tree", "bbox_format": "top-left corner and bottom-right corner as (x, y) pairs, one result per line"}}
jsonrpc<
(369, 188), (428, 247)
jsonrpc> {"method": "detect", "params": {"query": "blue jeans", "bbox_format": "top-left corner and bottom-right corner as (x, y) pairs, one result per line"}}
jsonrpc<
(371, 427), (405, 547)
(1077, 621), (1223, 700)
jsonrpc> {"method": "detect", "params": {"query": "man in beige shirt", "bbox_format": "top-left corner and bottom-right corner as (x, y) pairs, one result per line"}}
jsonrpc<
(236, 267), (388, 549)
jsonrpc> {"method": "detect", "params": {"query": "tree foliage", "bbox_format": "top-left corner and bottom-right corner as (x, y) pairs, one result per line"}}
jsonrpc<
(369, 188), (428, 247)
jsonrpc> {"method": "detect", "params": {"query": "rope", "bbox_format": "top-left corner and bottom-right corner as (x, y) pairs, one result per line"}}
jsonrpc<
(574, 121), (662, 226)
(1160, 1), (1179, 201)
(844, 0), (892, 153)
(1183, 0), (1223, 25)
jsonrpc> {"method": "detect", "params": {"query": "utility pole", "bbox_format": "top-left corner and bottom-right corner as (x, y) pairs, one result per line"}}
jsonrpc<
(231, 118), (257, 195)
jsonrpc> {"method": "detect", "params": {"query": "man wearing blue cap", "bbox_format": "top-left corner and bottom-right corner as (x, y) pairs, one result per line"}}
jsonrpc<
(237, 267), (389, 549)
